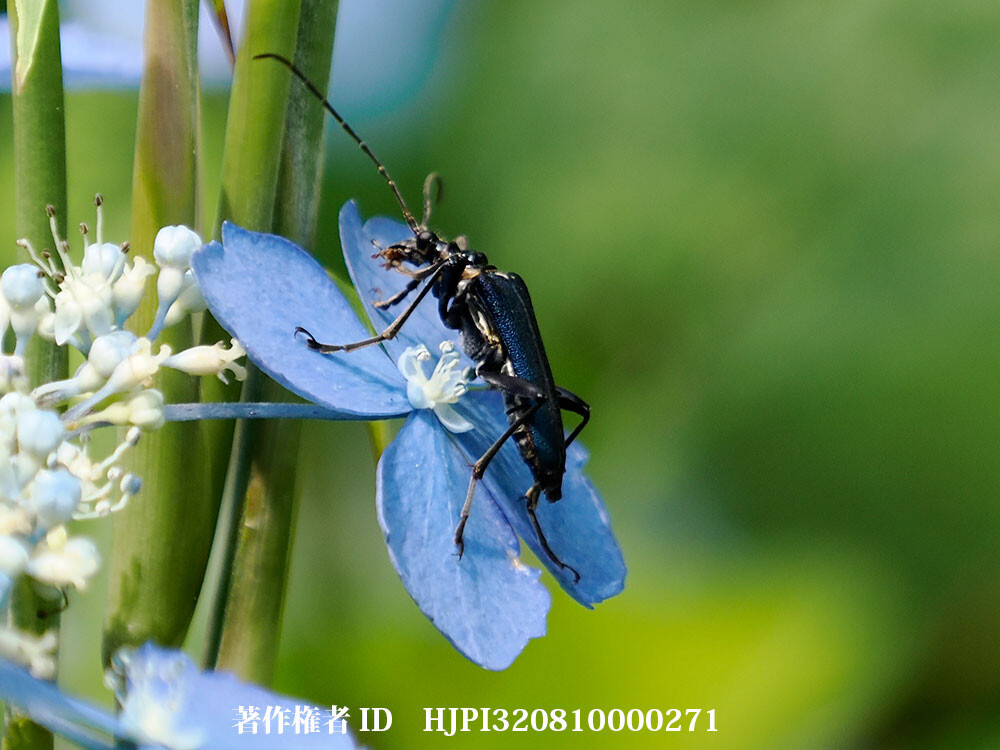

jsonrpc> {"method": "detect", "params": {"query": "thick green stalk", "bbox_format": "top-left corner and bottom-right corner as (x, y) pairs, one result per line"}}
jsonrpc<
(210, 0), (339, 684)
(197, 0), (303, 495)
(5, 2), (67, 748)
(200, 0), (305, 678)
(101, 0), (206, 663)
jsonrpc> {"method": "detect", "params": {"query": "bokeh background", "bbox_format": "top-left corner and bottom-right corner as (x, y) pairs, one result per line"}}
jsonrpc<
(3, 0), (1000, 747)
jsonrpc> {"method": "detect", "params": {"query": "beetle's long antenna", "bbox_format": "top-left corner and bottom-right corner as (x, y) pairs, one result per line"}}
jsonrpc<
(254, 52), (419, 232)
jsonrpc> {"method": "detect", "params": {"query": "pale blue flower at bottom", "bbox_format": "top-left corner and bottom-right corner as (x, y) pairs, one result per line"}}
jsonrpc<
(0, 645), (357, 749)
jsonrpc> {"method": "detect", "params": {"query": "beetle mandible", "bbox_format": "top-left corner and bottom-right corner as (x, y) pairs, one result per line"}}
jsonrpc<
(257, 54), (589, 581)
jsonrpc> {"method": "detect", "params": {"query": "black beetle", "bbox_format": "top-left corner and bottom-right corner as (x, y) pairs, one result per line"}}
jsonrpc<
(258, 54), (589, 581)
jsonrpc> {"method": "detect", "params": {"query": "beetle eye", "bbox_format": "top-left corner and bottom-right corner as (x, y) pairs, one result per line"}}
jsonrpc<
(416, 231), (433, 251)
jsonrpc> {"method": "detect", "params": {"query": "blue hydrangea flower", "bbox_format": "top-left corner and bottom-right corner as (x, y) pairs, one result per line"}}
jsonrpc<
(191, 201), (626, 670)
(0, 645), (357, 749)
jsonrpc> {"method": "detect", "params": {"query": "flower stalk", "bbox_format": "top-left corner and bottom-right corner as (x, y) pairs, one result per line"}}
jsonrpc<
(210, 0), (339, 684)
(6, 1), (68, 747)
(100, 0), (208, 665)
(200, 0), (308, 681)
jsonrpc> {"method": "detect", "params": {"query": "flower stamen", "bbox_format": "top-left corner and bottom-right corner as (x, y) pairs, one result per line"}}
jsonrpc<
(397, 342), (475, 433)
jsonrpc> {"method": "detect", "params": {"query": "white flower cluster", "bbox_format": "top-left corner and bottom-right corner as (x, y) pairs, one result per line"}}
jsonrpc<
(0, 197), (248, 678)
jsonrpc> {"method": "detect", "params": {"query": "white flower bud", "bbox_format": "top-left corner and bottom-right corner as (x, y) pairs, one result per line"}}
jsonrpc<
(17, 409), (65, 458)
(105, 338), (171, 392)
(89, 330), (139, 377)
(0, 535), (29, 576)
(120, 473), (142, 495)
(163, 271), (207, 327)
(31, 364), (88, 408)
(30, 468), (82, 528)
(0, 506), (31, 535)
(51, 289), (82, 346)
(0, 392), (35, 417)
(113, 257), (155, 323)
(0, 627), (58, 679)
(83, 389), (165, 431)
(123, 389), (165, 430)
(1, 264), (44, 309)
(36, 309), (55, 341)
(153, 225), (201, 270)
(155, 267), (187, 313)
(5, 266), (46, 356)
(82, 242), (120, 279)
(33, 295), (51, 318)
(27, 529), (100, 590)
(162, 339), (246, 384)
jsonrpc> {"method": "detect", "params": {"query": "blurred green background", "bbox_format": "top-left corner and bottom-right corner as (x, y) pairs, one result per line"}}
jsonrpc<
(4, 0), (1000, 747)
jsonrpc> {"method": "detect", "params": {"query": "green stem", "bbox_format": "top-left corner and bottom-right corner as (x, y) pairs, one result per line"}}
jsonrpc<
(5, 1), (67, 748)
(101, 0), (206, 664)
(212, 0), (341, 668)
(200, 0), (307, 678)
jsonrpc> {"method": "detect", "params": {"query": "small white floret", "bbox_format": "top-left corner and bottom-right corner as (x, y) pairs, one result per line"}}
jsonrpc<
(112, 256), (156, 324)
(17, 409), (65, 458)
(153, 225), (202, 270)
(27, 528), (101, 590)
(162, 339), (246, 384)
(397, 341), (474, 433)
(0, 535), (30, 576)
(29, 468), (83, 528)
(0, 627), (58, 679)
(1, 264), (45, 309)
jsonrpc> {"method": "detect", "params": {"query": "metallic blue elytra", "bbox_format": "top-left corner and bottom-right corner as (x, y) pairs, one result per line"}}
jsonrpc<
(467, 270), (567, 496)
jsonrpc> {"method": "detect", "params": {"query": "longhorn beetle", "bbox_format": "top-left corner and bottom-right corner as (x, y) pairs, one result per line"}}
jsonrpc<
(257, 54), (590, 582)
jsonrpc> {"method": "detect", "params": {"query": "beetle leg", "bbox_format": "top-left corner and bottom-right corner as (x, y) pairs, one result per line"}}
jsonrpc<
(371, 276), (421, 309)
(454, 399), (544, 557)
(524, 482), (581, 583)
(555, 386), (591, 448)
(476, 370), (546, 400)
(295, 262), (445, 353)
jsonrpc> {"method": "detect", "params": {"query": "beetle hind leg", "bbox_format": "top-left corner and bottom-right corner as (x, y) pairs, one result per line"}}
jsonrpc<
(525, 482), (581, 583)
(556, 386), (590, 449)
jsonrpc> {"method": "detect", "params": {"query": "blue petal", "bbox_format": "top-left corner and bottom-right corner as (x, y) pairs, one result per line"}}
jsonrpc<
(192, 223), (410, 418)
(113, 645), (358, 749)
(377, 410), (550, 670)
(453, 391), (626, 606)
(0, 661), (119, 750)
(339, 201), (474, 365)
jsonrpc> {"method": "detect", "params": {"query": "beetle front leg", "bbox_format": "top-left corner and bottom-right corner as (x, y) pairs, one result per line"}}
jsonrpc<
(295, 262), (445, 353)
(371, 276), (421, 309)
